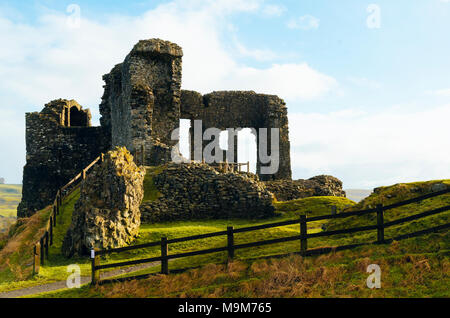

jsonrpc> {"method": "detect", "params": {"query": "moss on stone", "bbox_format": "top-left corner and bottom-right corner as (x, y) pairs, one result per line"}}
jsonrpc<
(142, 165), (166, 202)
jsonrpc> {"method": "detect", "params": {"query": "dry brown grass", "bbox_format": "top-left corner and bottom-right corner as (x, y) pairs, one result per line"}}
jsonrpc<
(0, 206), (51, 280)
(84, 237), (449, 299)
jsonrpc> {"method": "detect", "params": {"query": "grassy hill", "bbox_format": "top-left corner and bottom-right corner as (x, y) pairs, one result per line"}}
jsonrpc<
(35, 231), (449, 298)
(0, 187), (355, 292)
(0, 185), (21, 233)
(0, 177), (448, 298)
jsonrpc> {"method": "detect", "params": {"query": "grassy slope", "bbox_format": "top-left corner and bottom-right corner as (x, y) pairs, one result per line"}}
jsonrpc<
(2, 176), (449, 297)
(35, 231), (449, 298)
(326, 180), (450, 244)
(0, 174), (355, 292)
(0, 204), (51, 289)
(35, 179), (450, 298)
(0, 189), (89, 292)
(0, 185), (21, 232)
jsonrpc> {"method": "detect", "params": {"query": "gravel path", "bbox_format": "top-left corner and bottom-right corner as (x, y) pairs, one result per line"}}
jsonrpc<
(0, 261), (159, 298)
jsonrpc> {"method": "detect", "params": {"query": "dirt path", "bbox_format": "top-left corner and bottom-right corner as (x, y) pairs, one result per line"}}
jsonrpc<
(0, 261), (159, 298)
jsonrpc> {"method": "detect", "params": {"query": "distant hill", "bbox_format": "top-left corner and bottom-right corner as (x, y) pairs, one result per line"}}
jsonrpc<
(344, 189), (372, 202)
(0, 185), (21, 232)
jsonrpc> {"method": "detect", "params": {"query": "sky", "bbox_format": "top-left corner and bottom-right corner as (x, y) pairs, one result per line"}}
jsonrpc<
(0, 0), (449, 189)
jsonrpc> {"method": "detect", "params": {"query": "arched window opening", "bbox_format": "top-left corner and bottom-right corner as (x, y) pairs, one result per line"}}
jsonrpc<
(69, 106), (88, 127)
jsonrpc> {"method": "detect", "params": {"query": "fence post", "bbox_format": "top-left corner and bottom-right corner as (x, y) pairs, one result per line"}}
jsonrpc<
(44, 231), (49, 259)
(49, 217), (53, 246)
(82, 169), (86, 180)
(247, 161), (250, 173)
(300, 215), (307, 255)
(58, 189), (62, 206)
(227, 226), (234, 260)
(33, 244), (40, 275)
(40, 237), (45, 265)
(53, 205), (57, 227)
(33, 243), (40, 276)
(141, 144), (145, 166)
(91, 249), (100, 285)
(376, 204), (385, 243)
(161, 237), (169, 275)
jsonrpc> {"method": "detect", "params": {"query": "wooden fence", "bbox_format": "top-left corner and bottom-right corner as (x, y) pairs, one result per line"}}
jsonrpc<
(91, 187), (450, 285)
(32, 154), (104, 275)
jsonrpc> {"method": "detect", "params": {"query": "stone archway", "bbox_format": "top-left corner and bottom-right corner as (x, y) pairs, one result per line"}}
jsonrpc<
(69, 106), (89, 127)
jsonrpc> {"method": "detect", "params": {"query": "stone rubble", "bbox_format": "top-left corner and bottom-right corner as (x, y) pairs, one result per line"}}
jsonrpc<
(62, 147), (145, 257)
(140, 162), (275, 223)
(264, 175), (346, 202)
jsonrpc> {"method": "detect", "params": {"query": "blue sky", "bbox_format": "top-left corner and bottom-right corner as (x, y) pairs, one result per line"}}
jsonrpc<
(0, 0), (449, 188)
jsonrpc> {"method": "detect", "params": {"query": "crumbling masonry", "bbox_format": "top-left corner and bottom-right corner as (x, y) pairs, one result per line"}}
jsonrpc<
(18, 39), (293, 217)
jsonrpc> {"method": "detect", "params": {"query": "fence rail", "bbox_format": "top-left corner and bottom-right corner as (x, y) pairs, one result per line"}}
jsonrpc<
(91, 188), (450, 285)
(32, 154), (104, 275)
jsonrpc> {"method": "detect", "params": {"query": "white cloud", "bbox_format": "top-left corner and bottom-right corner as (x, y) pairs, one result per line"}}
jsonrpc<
(289, 104), (450, 188)
(0, 0), (337, 183)
(347, 77), (382, 90)
(426, 88), (450, 97)
(219, 63), (337, 101)
(233, 40), (278, 61)
(287, 15), (320, 30)
(261, 4), (286, 17)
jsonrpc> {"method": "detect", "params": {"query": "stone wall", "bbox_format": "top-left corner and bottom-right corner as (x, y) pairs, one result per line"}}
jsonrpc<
(99, 39), (292, 180)
(140, 162), (275, 223)
(100, 39), (183, 166)
(181, 90), (292, 181)
(264, 175), (346, 202)
(17, 99), (110, 217)
(62, 147), (145, 257)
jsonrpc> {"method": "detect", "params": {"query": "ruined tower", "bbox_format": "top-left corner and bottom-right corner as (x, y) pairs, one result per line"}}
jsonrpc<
(17, 99), (110, 217)
(100, 39), (183, 165)
(19, 39), (292, 217)
(99, 39), (292, 180)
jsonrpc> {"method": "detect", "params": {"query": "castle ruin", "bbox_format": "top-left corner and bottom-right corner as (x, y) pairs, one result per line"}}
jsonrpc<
(18, 39), (292, 217)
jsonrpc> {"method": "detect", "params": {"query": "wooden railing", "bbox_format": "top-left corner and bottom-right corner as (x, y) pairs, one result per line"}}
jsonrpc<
(210, 161), (250, 173)
(90, 187), (450, 285)
(32, 154), (104, 275)
(192, 159), (250, 173)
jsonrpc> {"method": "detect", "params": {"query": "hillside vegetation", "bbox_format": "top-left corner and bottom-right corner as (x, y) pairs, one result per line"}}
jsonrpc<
(0, 186), (355, 292)
(0, 185), (21, 233)
(1, 178), (449, 298)
(36, 231), (449, 298)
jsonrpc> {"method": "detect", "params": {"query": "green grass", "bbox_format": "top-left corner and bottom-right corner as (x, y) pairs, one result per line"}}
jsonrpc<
(0, 190), (356, 292)
(327, 180), (450, 238)
(0, 185), (21, 232)
(0, 188), (96, 292)
(0, 206), (52, 290)
(34, 230), (450, 298)
(2, 178), (449, 298)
